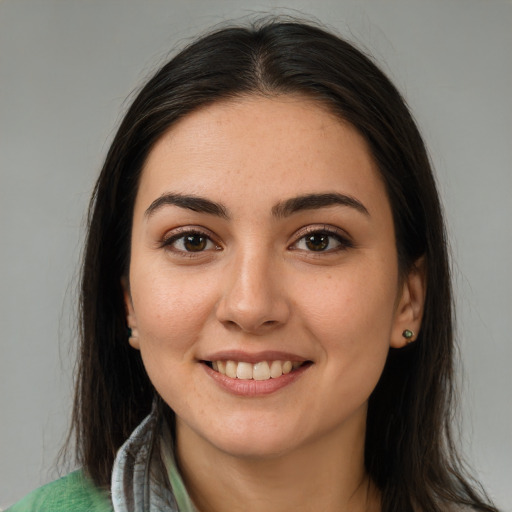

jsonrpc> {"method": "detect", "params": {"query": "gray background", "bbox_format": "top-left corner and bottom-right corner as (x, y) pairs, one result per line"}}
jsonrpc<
(1, 0), (511, 509)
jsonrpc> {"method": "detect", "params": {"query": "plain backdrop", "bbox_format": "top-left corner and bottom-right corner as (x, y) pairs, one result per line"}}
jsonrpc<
(1, 0), (511, 509)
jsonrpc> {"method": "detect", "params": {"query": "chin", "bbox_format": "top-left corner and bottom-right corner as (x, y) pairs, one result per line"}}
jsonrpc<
(212, 431), (299, 460)
(181, 414), (306, 460)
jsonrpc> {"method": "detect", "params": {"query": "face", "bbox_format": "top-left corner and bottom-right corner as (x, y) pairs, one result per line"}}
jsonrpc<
(125, 95), (424, 459)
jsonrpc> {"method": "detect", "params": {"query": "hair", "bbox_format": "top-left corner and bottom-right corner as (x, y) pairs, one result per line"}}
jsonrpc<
(70, 18), (499, 511)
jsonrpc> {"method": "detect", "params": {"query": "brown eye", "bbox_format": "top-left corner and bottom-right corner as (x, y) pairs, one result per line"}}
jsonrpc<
(292, 229), (349, 253)
(163, 231), (218, 253)
(304, 233), (330, 252)
(183, 234), (208, 252)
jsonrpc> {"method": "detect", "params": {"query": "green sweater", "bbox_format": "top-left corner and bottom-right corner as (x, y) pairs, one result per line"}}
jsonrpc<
(6, 470), (113, 512)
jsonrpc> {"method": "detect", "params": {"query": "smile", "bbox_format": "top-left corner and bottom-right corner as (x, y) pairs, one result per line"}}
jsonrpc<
(205, 360), (308, 381)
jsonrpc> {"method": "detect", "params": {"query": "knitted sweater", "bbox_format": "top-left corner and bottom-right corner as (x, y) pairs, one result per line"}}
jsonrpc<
(6, 470), (112, 512)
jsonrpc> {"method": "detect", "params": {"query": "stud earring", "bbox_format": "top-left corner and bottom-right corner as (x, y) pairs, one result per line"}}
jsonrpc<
(128, 325), (139, 344)
(402, 329), (415, 343)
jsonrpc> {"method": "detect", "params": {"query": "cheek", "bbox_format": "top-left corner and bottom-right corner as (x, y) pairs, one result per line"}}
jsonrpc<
(130, 267), (217, 356)
(295, 261), (397, 373)
(128, 269), (219, 409)
(300, 261), (396, 328)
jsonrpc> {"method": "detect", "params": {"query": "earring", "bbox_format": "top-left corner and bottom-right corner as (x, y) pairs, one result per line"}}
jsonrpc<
(402, 329), (415, 344)
(402, 329), (415, 343)
(128, 325), (139, 344)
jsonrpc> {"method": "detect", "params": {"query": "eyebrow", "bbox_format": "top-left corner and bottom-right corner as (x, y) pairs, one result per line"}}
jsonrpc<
(144, 191), (369, 219)
(145, 193), (229, 219)
(271, 193), (369, 218)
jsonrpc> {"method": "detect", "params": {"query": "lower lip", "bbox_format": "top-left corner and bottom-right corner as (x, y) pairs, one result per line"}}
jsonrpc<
(202, 363), (311, 396)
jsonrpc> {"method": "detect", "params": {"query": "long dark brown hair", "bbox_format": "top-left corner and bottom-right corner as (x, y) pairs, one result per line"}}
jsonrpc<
(71, 18), (499, 511)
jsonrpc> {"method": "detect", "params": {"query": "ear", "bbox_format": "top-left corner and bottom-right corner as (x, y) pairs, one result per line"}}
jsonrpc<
(121, 277), (140, 350)
(390, 257), (426, 348)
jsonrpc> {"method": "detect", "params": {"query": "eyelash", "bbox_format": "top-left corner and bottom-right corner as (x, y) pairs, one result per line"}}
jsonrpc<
(290, 225), (354, 254)
(160, 228), (221, 257)
(160, 225), (353, 256)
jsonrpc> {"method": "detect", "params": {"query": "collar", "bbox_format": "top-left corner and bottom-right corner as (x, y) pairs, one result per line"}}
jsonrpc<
(111, 411), (197, 512)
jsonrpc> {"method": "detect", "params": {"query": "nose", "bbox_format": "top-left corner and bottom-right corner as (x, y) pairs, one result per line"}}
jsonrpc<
(215, 249), (290, 335)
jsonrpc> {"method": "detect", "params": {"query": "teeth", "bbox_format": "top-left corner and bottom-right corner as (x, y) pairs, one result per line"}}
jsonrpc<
(253, 361), (270, 381)
(269, 360), (283, 378)
(210, 359), (304, 380)
(236, 362), (253, 380)
(225, 360), (237, 379)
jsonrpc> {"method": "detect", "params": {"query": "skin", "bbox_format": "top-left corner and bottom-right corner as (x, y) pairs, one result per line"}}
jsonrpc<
(124, 95), (425, 512)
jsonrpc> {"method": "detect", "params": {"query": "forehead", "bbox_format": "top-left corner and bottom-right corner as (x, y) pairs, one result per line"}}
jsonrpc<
(136, 95), (388, 218)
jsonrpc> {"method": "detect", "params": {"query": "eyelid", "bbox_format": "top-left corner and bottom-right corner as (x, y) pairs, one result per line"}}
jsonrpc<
(160, 226), (222, 253)
(158, 224), (353, 256)
(289, 224), (354, 251)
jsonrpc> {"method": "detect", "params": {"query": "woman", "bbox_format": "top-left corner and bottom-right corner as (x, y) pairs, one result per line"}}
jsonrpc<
(8, 19), (500, 512)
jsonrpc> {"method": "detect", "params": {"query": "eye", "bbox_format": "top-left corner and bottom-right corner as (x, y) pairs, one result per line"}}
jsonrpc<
(295, 233), (340, 252)
(291, 227), (352, 253)
(162, 230), (219, 254)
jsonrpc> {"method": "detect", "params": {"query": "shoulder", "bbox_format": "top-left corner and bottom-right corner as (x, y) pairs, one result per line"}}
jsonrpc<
(6, 470), (113, 512)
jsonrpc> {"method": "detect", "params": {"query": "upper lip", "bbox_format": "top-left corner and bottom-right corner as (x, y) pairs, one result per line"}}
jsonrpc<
(201, 350), (310, 364)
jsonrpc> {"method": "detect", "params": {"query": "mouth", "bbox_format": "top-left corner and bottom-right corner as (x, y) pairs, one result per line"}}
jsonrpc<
(202, 359), (312, 381)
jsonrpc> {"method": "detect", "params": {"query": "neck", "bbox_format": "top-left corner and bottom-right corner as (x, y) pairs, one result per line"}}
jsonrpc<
(175, 408), (381, 512)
